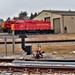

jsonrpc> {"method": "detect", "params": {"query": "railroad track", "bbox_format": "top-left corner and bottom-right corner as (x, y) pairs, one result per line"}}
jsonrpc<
(0, 39), (75, 44)
(0, 32), (75, 45)
(0, 59), (75, 74)
(0, 60), (75, 74)
(0, 66), (75, 75)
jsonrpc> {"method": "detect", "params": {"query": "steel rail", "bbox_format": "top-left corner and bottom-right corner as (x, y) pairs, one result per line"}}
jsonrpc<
(0, 65), (75, 69)
(0, 39), (75, 44)
(0, 58), (75, 62)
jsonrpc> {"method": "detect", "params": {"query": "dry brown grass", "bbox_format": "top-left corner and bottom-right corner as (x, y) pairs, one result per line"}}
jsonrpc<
(25, 33), (75, 42)
(32, 44), (75, 57)
(0, 44), (24, 54)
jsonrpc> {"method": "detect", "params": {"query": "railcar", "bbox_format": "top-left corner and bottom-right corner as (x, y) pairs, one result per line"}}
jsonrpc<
(11, 20), (54, 34)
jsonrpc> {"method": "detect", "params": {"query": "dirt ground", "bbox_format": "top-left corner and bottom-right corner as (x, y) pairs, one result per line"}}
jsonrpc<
(32, 44), (75, 55)
(0, 33), (75, 59)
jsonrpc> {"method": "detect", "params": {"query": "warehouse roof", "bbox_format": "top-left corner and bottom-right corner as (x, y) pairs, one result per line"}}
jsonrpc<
(38, 10), (75, 16)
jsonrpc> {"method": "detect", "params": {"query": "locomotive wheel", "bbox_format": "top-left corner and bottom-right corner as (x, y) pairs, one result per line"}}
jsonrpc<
(3, 29), (7, 32)
(14, 31), (18, 35)
(7, 29), (11, 33)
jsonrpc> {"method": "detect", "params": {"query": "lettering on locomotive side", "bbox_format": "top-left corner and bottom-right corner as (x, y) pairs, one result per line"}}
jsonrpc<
(20, 25), (23, 27)
(37, 24), (49, 26)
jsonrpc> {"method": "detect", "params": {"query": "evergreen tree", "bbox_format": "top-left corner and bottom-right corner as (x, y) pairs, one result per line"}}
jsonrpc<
(13, 17), (18, 20)
(6, 17), (11, 21)
(34, 12), (38, 18)
(29, 12), (38, 20)
(29, 13), (34, 20)
(18, 11), (28, 20)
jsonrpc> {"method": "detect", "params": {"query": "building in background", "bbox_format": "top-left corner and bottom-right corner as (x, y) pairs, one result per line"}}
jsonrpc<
(0, 19), (4, 25)
(33, 10), (75, 33)
(0, 18), (4, 30)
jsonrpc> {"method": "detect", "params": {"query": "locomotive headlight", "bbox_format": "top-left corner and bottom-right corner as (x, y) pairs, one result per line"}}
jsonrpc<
(11, 24), (14, 31)
(2, 22), (5, 28)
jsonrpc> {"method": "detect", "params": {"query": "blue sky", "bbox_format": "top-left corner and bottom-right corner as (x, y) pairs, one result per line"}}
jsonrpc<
(0, 0), (75, 20)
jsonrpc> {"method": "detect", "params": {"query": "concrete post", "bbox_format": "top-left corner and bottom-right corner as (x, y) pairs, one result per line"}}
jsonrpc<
(4, 37), (7, 56)
(12, 30), (15, 53)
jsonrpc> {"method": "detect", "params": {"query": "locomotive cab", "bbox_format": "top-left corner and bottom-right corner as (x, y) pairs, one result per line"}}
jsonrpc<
(2, 20), (16, 33)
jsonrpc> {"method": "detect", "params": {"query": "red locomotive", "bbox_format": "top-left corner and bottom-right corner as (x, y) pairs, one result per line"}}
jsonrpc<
(2, 20), (54, 34)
